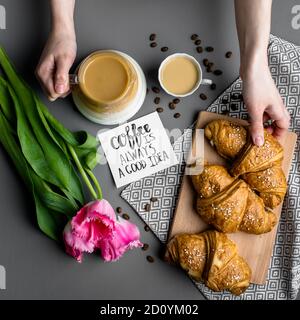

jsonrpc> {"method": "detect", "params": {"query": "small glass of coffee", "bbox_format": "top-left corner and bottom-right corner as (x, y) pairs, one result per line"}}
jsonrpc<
(158, 53), (212, 97)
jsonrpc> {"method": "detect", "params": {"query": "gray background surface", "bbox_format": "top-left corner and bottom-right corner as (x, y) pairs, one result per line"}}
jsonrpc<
(0, 0), (299, 300)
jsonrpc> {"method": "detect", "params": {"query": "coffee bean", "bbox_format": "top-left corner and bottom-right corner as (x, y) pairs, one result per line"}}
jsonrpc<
(116, 207), (122, 214)
(213, 69), (223, 76)
(210, 83), (216, 90)
(225, 51), (232, 58)
(145, 203), (151, 211)
(230, 103), (239, 111)
(150, 42), (157, 48)
(173, 98), (180, 104)
(191, 34), (198, 40)
(149, 33), (156, 41)
(144, 225), (150, 232)
(174, 113), (181, 119)
(206, 66), (212, 73)
(142, 243), (149, 251)
(150, 197), (158, 202)
(196, 46), (203, 53)
(203, 59), (209, 67)
(206, 46), (214, 52)
(122, 213), (130, 220)
(208, 62), (214, 68)
(154, 97), (160, 104)
(156, 107), (164, 113)
(169, 102), (176, 110)
(152, 86), (160, 94)
(146, 255), (155, 263)
(161, 47), (169, 52)
(200, 93), (207, 100)
(195, 39), (201, 46)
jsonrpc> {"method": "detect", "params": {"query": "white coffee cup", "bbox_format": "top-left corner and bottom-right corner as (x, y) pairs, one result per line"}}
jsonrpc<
(158, 53), (212, 97)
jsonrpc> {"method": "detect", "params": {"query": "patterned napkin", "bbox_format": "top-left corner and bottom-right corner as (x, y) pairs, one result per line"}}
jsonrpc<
(121, 35), (300, 300)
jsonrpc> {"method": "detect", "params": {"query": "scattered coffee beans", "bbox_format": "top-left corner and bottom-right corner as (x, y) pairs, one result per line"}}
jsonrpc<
(191, 34), (198, 40)
(203, 59), (209, 67)
(142, 243), (149, 251)
(149, 33), (156, 41)
(146, 255), (155, 263)
(173, 98), (180, 104)
(174, 113), (181, 118)
(150, 197), (158, 202)
(161, 46), (169, 52)
(200, 93), (207, 100)
(196, 46), (203, 53)
(150, 42), (157, 48)
(206, 66), (212, 73)
(195, 39), (201, 46)
(122, 213), (130, 220)
(154, 97), (160, 104)
(206, 46), (214, 52)
(145, 203), (151, 211)
(144, 225), (150, 232)
(116, 207), (122, 214)
(169, 102), (176, 110)
(152, 86), (160, 94)
(210, 83), (216, 90)
(156, 107), (164, 113)
(208, 62), (214, 68)
(213, 69), (223, 76)
(225, 51), (232, 58)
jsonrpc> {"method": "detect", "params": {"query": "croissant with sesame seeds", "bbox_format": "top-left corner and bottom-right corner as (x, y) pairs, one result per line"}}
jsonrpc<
(165, 230), (251, 295)
(204, 120), (287, 209)
(192, 165), (277, 234)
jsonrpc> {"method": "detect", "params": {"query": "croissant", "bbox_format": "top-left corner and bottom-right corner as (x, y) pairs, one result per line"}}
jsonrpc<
(204, 119), (247, 160)
(165, 230), (251, 295)
(204, 120), (287, 209)
(192, 165), (277, 234)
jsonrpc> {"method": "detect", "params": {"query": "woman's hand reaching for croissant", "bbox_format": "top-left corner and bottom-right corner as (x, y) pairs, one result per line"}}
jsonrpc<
(241, 58), (290, 146)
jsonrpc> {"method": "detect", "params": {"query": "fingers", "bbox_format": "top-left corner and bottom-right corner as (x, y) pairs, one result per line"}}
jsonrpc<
(54, 54), (73, 96)
(36, 54), (74, 101)
(249, 109), (265, 146)
(35, 56), (58, 101)
(266, 104), (290, 139)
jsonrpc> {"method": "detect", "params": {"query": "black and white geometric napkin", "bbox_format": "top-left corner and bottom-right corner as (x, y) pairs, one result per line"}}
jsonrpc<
(121, 35), (300, 300)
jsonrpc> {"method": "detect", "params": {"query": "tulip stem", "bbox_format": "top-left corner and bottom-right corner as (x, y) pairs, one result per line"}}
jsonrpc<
(85, 168), (103, 200)
(67, 144), (98, 200)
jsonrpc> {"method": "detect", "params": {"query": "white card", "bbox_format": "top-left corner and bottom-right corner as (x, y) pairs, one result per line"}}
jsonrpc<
(98, 112), (179, 188)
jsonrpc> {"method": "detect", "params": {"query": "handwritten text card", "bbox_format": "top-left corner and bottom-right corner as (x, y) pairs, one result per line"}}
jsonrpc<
(98, 112), (179, 188)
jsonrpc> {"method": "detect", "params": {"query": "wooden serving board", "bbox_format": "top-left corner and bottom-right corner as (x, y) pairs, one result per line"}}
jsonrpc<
(167, 111), (297, 284)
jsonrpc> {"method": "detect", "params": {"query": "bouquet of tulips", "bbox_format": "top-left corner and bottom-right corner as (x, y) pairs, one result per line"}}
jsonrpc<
(0, 47), (142, 262)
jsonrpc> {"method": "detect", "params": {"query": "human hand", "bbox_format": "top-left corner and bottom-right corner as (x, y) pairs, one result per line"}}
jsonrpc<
(241, 60), (290, 146)
(36, 30), (77, 101)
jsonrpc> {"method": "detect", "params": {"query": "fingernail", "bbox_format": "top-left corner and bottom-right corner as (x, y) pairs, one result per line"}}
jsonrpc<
(255, 136), (264, 147)
(55, 84), (65, 94)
